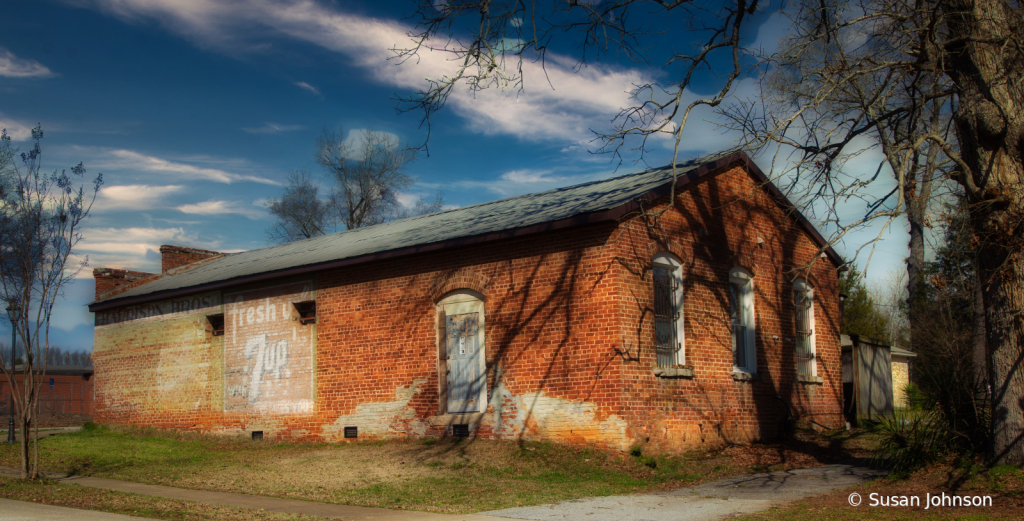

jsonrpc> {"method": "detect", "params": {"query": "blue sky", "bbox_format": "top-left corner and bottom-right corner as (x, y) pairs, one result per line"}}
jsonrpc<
(1, 1), (913, 351)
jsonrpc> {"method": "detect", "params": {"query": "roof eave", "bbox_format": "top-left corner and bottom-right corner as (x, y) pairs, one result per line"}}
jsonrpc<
(609, 151), (844, 269)
(90, 151), (844, 312)
(89, 205), (624, 313)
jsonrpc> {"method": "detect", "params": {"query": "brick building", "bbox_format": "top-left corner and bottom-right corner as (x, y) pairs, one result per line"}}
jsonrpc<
(1, 366), (95, 425)
(88, 151), (845, 451)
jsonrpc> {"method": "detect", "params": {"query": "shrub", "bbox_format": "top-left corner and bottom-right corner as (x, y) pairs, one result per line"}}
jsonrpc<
(639, 455), (658, 469)
(903, 383), (929, 411)
(80, 422), (105, 433)
(872, 410), (953, 476)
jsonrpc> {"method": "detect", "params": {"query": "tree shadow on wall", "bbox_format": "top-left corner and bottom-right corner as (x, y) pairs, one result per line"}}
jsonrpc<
(360, 162), (843, 463)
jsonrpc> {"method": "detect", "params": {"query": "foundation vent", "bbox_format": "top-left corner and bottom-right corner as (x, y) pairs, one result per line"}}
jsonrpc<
(251, 431), (263, 441)
(343, 426), (358, 439)
(452, 424), (470, 438)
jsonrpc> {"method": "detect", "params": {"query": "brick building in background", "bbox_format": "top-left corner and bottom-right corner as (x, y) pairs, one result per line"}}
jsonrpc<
(1, 366), (95, 426)
(88, 151), (845, 452)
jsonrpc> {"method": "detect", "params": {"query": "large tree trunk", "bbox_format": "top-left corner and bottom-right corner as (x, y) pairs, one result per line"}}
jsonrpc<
(905, 197), (928, 350)
(944, 0), (1024, 465)
(978, 223), (1024, 465)
(902, 106), (940, 355)
(973, 281), (988, 392)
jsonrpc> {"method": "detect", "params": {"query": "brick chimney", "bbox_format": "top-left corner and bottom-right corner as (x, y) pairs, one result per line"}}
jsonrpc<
(93, 268), (158, 300)
(160, 245), (222, 274)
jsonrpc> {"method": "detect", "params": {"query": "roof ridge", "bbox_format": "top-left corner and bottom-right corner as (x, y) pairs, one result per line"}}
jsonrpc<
(289, 149), (739, 242)
(94, 149), (798, 309)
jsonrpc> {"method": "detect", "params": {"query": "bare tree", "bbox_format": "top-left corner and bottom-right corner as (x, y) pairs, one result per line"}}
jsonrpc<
(874, 268), (910, 348)
(396, 190), (446, 220)
(266, 129), (438, 243)
(735, 0), (1023, 465)
(725, 0), (960, 363)
(316, 128), (418, 230)
(0, 126), (101, 479)
(265, 170), (331, 244)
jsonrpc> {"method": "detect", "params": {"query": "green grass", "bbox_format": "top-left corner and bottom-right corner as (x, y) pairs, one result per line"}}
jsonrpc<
(0, 423), (743, 514)
(0, 423), (903, 515)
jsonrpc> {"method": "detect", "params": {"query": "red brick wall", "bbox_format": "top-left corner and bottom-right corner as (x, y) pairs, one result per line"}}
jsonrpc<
(160, 245), (222, 274)
(93, 268), (159, 300)
(313, 222), (629, 447)
(606, 164), (844, 450)
(92, 161), (843, 451)
(1, 373), (94, 416)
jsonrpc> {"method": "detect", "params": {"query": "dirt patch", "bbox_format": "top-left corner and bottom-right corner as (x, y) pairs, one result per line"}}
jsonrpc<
(185, 439), (535, 493)
(139, 427), (882, 512)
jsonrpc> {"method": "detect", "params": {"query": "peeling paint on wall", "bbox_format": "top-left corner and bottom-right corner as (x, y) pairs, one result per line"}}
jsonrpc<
(499, 390), (630, 451)
(95, 292), (222, 420)
(325, 379), (429, 439)
(153, 338), (207, 411)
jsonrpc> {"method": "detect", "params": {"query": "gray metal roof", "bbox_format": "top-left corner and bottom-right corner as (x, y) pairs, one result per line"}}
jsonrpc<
(91, 150), (840, 310)
(890, 346), (917, 358)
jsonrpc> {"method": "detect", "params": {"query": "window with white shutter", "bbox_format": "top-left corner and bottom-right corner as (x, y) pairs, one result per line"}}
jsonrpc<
(729, 267), (756, 373)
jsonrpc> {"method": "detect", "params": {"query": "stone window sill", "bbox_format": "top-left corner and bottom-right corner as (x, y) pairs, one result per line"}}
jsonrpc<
(654, 366), (694, 379)
(797, 374), (824, 384)
(732, 371), (760, 382)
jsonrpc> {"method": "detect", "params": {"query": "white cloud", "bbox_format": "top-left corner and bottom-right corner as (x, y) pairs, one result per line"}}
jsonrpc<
(242, 122), (304, 134)
(0, 48), (54, 78)
(294, 81), (322, 97)
(75, 0), (722, 150)
(0, 113), (35, 141)
(339, 128), (403, 160)
(48, 278), (96, 332)
(76, 226), (213, 274)
(79, 146), (281, 185)
(395, 192), (419, 208)
(750, 11), (791, 56)
(499, 169), (564, 184)
(95, 184), (184, 211)
(177, 199), (266, 219)
(457, 167), (608, 197)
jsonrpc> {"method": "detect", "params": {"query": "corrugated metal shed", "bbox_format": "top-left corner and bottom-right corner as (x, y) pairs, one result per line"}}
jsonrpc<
(90, 150), (841, 311)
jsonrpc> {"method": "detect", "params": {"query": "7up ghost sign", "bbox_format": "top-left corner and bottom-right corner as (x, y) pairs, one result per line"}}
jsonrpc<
(224, 282), (315, 415)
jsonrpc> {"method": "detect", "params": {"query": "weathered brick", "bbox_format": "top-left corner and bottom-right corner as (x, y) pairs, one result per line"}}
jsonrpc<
(91, 162), (843, 452)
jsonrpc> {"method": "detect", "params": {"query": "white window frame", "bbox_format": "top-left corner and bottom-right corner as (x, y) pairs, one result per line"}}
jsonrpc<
(729, 267), (756, 374)
(438, 290), (487, 413)
(793, 278), (816, 377)
(652, 253), (685, 366)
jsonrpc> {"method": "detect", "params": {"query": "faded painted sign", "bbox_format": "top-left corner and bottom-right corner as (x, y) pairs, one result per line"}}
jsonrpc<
(224, 282), (315, 415)
(96, 294), (221, 326)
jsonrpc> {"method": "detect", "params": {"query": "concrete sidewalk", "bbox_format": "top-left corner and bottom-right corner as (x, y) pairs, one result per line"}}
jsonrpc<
(0, 462), (886, 521)
(4, 426), (82, 442)
(0, 467), (507, 521)
(483, 463), (888, 521)
(0, 497), (152, 521)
